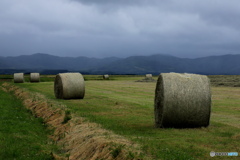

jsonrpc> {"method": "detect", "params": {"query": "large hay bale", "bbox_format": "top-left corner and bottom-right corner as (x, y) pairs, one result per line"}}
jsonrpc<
(103, 74), (109, 80)
(14, 73), (24, 83)
(30, 73), (40, 82)
(54, 72), (85, 99)
(154, 72), (211, 128)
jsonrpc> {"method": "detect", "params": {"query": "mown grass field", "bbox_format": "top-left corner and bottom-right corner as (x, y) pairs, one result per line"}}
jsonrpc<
(4, 75), (238, 160)
(0, 83), (57, 160)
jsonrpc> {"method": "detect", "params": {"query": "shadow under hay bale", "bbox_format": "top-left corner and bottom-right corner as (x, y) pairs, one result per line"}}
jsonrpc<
(30, 73), (40, 82)
(54, 72), (85, 99)
(14, 73), (24, 83)
(103, 74), (109, 80)
(154, 72), (211, 128)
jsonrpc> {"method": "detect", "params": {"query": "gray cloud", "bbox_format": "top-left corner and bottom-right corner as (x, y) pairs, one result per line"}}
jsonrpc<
(0, 0), (240, 58)
(71, 0), (150, 6)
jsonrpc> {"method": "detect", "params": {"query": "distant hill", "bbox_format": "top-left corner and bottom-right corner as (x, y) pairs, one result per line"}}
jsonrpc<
(1, 53), (240, 75)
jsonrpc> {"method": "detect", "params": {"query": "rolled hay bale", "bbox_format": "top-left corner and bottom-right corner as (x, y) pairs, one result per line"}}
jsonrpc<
(14, 73), (24, 83)
(145, 74), (152, 80)
(30, 73), (40, 82)
(154, 72), (211, 128)
(54, 72), (85, 99)
(135, 74), (156, 82)
(103, 74), (109, 80)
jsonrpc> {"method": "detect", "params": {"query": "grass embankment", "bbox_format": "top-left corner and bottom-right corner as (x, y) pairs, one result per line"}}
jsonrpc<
(8, 75), (240, 159)
(0, 84), (56, 160)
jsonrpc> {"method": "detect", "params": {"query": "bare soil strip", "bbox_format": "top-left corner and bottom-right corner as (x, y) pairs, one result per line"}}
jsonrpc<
(1, 83), (151, 160)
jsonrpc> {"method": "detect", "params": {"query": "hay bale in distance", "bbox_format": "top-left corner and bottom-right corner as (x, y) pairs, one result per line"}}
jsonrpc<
(154, 72), (211, 128)
(135, 74), (156, 82)
(103, 74), (109, 80)
(54, 72), (85, 99)
(30, 73), (40, 82)
(14, 73), (24, 83)
(145, 74), (152, 80)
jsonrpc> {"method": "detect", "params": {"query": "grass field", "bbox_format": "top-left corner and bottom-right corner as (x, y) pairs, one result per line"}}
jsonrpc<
(3, 74), (240, 86)
(0, 83), (57, 160)
(7, 75), (240, 160)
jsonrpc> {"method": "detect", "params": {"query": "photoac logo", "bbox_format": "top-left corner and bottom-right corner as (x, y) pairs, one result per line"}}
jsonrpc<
(210, 151), (238, 157)
(210, 151), (215, 157)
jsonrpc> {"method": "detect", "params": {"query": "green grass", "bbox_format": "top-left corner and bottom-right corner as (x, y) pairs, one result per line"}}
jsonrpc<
(3, 74), (240, 85)
(0, 84), (56, 160)
(10, 76), (240, 159)
(1, 74), (150, 84)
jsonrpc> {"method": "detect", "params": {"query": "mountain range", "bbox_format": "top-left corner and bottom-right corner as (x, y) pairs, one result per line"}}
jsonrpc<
(1, 53), (240, 75)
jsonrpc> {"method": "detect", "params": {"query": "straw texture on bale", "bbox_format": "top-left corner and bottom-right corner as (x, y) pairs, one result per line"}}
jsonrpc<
(103, 74), (109, 80)
(30, 73), (40, 82)
(14, 73), (24, 83)
(154, 72), (211, 128)
(54, 73), (85, 99)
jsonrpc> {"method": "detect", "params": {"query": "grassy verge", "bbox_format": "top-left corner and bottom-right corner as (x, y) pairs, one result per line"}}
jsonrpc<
(13, 76), (240, 160)
(0, 84), (56, 160)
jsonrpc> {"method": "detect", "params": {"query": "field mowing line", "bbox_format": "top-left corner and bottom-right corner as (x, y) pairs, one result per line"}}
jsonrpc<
(88, 81), (155, 95)
(211, 113), (240, 128)
(86, 81), (155, 107)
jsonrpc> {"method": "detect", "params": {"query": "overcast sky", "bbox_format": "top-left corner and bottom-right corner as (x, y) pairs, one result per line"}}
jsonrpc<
(0, 0), (240, 58)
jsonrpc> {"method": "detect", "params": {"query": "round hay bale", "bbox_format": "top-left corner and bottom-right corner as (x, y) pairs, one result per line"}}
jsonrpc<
(103, 74), (109, 80)
(145, 74), (152, 80)
(54, 72), (85, 99)
(30, 73), (40, 82)
(14, 73), (24, 83)
(154, 72), (211, 128)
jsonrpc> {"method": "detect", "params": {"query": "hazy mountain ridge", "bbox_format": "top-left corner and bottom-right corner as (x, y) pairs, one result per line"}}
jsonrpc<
(1, 53), (240, 75)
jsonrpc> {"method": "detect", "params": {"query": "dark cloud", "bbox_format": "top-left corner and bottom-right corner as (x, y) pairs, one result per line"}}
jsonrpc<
(0, 0), (240, 58)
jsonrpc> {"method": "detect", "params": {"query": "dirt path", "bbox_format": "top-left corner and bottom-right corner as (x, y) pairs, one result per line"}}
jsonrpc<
(1, 83), (151, 160)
